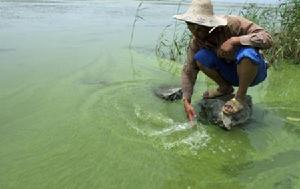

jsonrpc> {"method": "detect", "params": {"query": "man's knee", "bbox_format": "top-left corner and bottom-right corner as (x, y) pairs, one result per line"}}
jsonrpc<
(194, 48), (219, 70)
(235, 47), (265, 68)
(238, 58), (259, 68)
(237, 58), (267, 86)
(196, 60), (208, 71)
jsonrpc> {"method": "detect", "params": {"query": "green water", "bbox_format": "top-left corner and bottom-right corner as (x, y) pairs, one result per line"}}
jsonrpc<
(1, 1), (300, 188)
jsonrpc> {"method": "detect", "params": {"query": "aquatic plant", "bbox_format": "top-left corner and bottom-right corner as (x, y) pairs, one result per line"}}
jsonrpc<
(155, 23), (191, 63)
(274, 0), (300, 64)
(239, 3), (279, 32)
(154, 0), (191, 75)
(129, 1), (146, 78)
(155, 1), (191, 64)
(129, 0), (145, 49)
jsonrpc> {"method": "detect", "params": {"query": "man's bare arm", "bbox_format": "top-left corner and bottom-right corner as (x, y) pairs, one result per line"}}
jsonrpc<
(181, 37), (200, 102)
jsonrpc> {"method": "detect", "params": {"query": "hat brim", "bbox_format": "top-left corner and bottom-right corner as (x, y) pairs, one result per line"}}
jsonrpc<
(173, 14), (227, 27)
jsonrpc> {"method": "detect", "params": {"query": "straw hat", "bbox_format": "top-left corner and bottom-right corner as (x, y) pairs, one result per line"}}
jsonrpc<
(174, 0), (227, 27)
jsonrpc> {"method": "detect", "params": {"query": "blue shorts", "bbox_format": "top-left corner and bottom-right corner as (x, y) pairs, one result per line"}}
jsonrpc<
(194, 46), (267, 86)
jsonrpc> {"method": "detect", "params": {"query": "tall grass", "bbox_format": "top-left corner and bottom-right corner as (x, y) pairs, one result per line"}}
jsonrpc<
(240, 0), (300, 65)
(155, 0), (300, 66)
(155, 1), (191, 64)
(275, 0), (300, 64)
(155, 24), (191, 63)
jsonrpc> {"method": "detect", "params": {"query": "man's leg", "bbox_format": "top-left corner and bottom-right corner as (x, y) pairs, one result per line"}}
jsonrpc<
(236, 58), (258, 101)
(197, 61), (233, 96)
(223, 58), (258, 113)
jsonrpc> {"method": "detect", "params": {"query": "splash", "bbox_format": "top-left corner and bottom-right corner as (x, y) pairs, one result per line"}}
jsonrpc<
(149, 122), (191, 137)
(129, 105), (211, 155)
(163, 129), (211, 155)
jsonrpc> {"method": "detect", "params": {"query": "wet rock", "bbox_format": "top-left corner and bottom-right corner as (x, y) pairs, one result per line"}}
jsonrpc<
(197, 94), (253, 130)
(154, 85), (182, 101)
(154, 86), (252, 129)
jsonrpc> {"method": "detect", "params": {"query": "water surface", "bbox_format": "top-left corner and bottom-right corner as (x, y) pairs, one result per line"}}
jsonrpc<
(1, 1), (300, 188)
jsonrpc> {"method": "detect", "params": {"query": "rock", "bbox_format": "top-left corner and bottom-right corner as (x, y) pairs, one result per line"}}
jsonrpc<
(197, 94), (253, 130)
(154, 86), (253, 130)
(154, 85), (182, 101)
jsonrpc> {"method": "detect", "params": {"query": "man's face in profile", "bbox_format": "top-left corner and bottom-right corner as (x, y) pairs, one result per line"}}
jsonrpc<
(186, 22), (212, 40)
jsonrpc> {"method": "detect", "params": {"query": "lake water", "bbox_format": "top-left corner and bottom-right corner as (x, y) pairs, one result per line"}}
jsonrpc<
(1, 0), (300, 188)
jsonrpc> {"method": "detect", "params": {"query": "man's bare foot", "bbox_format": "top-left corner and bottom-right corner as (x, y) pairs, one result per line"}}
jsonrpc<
(203, 86), (234, 99)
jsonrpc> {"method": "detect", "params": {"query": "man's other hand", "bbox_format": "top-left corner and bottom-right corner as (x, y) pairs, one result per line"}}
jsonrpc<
(183, 98), (197, 122)
(218, 36), (240, 58)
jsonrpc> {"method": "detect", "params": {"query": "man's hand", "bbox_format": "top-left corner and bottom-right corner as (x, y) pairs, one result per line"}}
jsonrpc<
(217, 36), (240, 58)
(183, 98), (197, 123)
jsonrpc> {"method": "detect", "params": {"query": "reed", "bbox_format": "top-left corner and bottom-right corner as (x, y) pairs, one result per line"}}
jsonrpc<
(129, 1), (144, 49)
(155, 0), (191, 64)
(155, 24), (191, 63)
(129, 1), (145, 78)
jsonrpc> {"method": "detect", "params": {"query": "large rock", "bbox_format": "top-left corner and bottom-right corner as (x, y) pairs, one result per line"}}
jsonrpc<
(154, 85), (182, 101)
(154, 86), (253, 130)
(197, 94), (253, 130)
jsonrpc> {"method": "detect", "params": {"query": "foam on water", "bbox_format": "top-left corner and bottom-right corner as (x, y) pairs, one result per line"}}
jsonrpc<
(149, 122), (191, 136)
(163, 129), (211, 155)
(134, 105), (175, 126)
(129, 105), (211, 155)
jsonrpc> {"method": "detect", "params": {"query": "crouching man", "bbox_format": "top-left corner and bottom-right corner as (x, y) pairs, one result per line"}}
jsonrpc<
(174, 0), (272, 121)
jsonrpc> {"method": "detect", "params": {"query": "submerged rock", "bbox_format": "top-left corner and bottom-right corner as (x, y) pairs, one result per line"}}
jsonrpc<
(197, 94), (253, 130)
(154, 85), (182, 101)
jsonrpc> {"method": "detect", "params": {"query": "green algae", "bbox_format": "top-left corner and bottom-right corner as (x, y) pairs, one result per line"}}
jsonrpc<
(0, 1), (300, 189)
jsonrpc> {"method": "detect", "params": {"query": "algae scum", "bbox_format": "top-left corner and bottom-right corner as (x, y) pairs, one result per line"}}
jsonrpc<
(1, 0), (300, 188)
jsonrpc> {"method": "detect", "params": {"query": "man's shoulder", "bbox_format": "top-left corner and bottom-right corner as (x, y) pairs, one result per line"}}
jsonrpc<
(225, 15), (255, 33)
(226, 15), (250, 25)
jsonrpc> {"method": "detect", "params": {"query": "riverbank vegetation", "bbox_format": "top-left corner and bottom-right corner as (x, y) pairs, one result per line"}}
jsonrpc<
(155, 0), (300, 66)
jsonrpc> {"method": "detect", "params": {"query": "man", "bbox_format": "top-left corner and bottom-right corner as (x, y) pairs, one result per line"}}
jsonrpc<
(174, 0), (272, 122)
